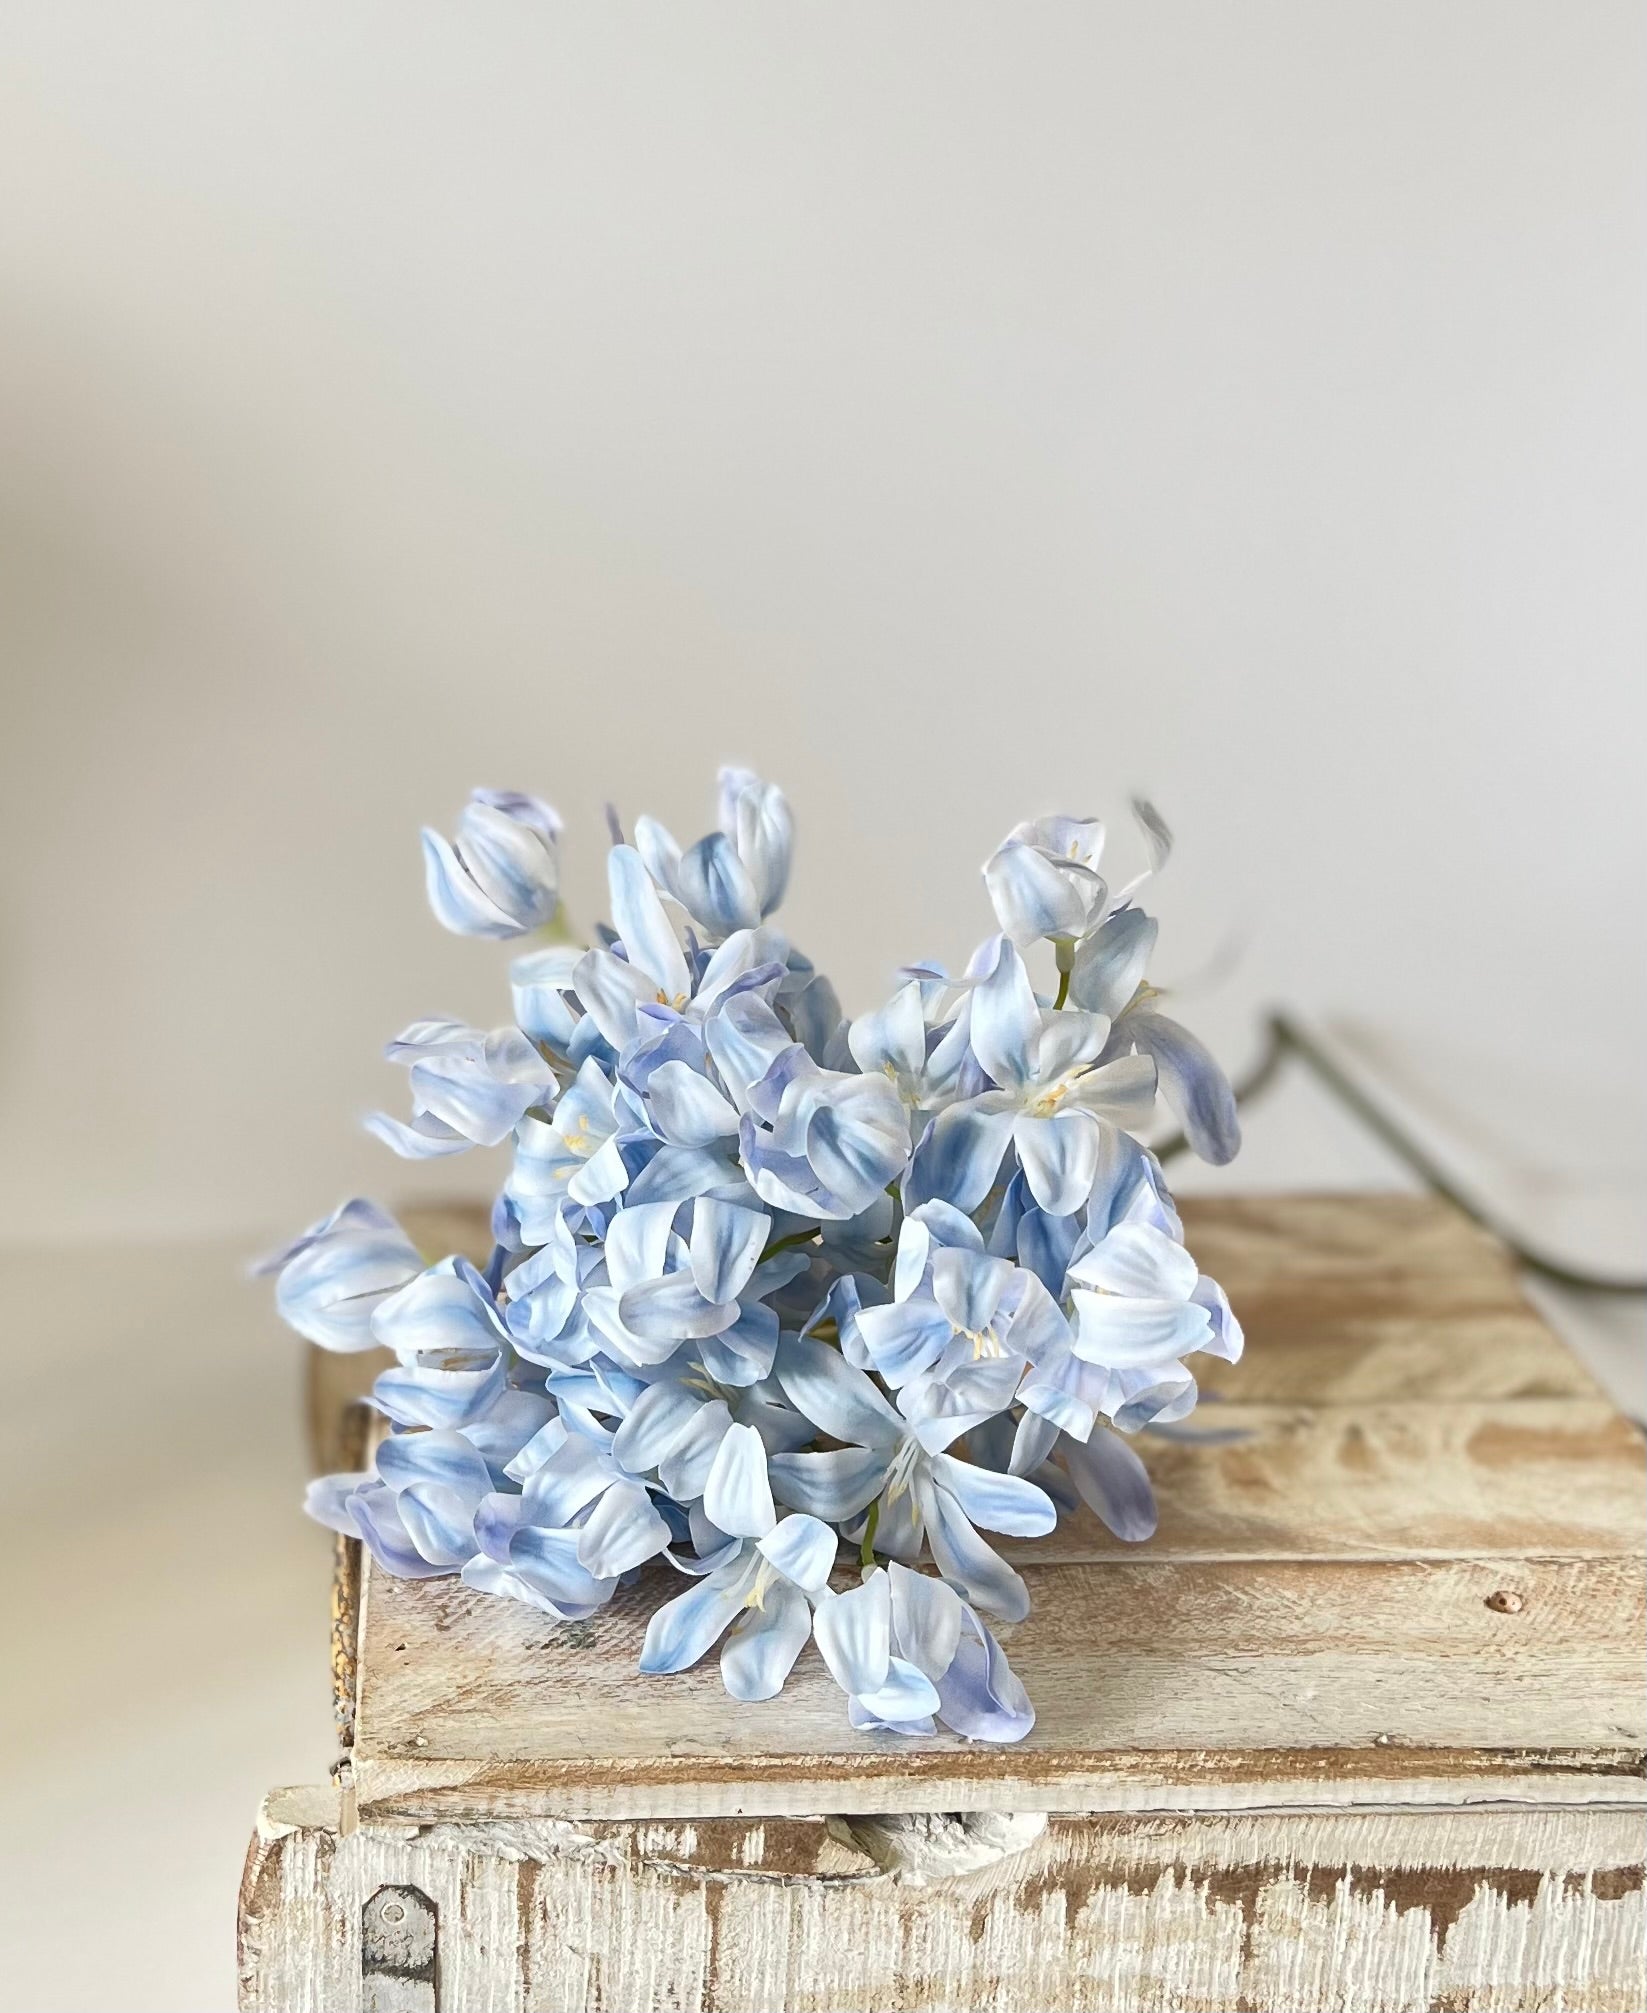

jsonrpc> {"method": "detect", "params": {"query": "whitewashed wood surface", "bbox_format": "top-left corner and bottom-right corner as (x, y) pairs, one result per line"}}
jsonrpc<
(242, 1792), (1646, 2013)
(242, 1194), (1647, 2010)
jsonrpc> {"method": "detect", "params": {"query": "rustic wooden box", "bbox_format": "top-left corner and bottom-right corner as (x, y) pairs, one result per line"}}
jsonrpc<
(239, 1196), (1646, 2012)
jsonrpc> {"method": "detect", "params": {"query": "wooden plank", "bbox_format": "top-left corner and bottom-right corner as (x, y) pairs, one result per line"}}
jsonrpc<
(1179, 1192), (1531, 1286)
(1011, 1399), (1646, 1563)
(1177, 1195), (1601, 1403)
(349, 1553), (1645, 1816)
(240, 1794), (1647, 2012)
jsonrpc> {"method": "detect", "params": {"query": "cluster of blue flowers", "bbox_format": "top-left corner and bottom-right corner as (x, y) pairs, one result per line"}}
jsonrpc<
(266, 771), (1241, 1743)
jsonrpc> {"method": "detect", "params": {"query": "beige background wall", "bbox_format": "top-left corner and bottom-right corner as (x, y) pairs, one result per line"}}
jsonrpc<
(2, 1), (1643, 1246)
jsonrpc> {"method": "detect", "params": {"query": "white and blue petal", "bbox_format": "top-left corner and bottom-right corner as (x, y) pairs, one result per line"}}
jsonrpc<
(1125, 1009), (1241, 1166)
(888, 1562), (964, 1682)
(847, 980), (928, 1083)
(263, 1200), (424, 1352)
(619, 1273), (740, 1346)
(773, 1335), (902, 1451)
(1070, 1222), (1198, 1300)
(812, 1572), (891, 1695)
(930, 1455), (1057, 1537)
(905, 1099), (1016, 1213)
(854, 1297), (955, 1386)
(363, 1109), (475, 1159)
(655, 1398), (736, 1501)
(689, 1198), (769, 1305)
(703, 1422), (777, 1538)
(1069, 1290), (1213, 1368)
(510, 945), (585, 1052)
(1063, 1428), (1158, 1541)
(576, 1480), (673, 1577)
(1060, 1051), (1158, 1128)
(922, 1483), (1031, 1622)
(573, 947), (658, 1051)
(421, 790), (560, 939)
(983, 831), (1106, 947)
(720, 1579), (811, 1701)
(968, 938), (1040, 1090)
(767, 1445), (888, 1520)
(376, 1428), (493, 1503)
(1192, 1274), (1245, 1363)
(852, 1656), (942, 1726)
(929, 1247), (1012, 1339)
(639, 1557), (752, 1674)
(610, 1377), (703, 1475)
(371, 1257), (511, 1358)
(1069, 909), (1157, 1019)
(608, 844), (691, 1005)
(757, 1513), (839, 1596)
(676, 832), (762, 937)
(934, 1611), (1034, 1743)
(372, 1351), (507, 1430)
(347, 1482), (454, 1578)
(718, 768), (793, 917)
(646, 1061), (741, 1148)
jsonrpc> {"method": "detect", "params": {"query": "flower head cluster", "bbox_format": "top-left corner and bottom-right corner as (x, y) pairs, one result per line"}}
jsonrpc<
(267, 773), (1241, 1742)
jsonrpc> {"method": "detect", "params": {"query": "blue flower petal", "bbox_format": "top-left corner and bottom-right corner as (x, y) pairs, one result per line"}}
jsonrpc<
(935, 1613), (1035, 1743)
(1013, 1112), (1099, 1217)
(767, 1445), (887, 1520)
(930, 1455), (1057, 1537)
(576, 1480), (672, 1577)
(703, 1422), (776, 1538)
(638, 1560), (749, 1674)
(854, 1654), (942, 1724)
(813, 1572), (891, 1695)
(1125, 1009), (1240, 1165)
(720, 1580), (811, 1701)
(773, 1335), (902, 1450)
(906, 1100), (1016, 1213)
(1063, 1427), (1158, 1541)
(757, 1513), (839, 1595)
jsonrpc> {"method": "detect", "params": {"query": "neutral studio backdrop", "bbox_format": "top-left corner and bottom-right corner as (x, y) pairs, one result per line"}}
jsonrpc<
(3, 2), (1644, 1248)
(0, 7), (1642, 2009)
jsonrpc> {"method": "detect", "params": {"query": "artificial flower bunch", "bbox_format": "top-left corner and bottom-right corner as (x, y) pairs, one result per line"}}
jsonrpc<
(266, 771), (1241, 1743)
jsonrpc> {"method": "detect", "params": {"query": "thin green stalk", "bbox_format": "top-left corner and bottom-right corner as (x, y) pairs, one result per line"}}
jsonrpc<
(858, 1498), (881, 1570)
(761, 1227), (821, 1262)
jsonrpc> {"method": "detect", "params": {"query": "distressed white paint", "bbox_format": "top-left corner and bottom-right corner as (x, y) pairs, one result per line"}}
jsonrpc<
(241, 1800), (1647, 2013)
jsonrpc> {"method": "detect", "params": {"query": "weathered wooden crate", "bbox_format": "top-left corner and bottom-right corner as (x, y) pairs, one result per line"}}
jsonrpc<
(239, 1195), (1647, 2012)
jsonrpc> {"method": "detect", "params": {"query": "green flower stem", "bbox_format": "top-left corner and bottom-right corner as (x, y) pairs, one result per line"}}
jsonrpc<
(535, 906), (584, 948)
(859, 1497), (881, 1571)
(1052, 938), (1075, 1009)
(761, 1227), (821, 1262)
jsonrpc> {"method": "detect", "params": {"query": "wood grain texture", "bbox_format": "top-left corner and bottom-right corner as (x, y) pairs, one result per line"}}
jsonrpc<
(1180, 1195), (1602, 1404)
(350, 1553), (1644, 1817)
(1010, 1400), (1645, 1562)
(240, 1794), (1647, 2013)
